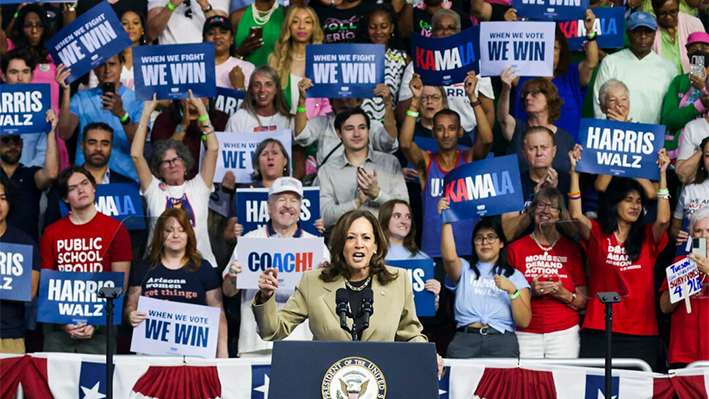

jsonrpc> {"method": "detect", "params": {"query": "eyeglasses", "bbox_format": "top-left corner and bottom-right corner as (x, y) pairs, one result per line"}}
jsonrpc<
(657, 9), (679, 18)
(422, 94), (442, 102)
(535, 202), (560, 213)
(184, 0), (193, 18)
(474, 234), (499, 245)
(23, 24), (44, 31)
(522, 90), (542, 99)
(161, 156), (184, 167)
(0, 136), (21, 145)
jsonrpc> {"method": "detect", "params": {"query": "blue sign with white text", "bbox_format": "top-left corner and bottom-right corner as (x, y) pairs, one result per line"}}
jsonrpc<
(442, 155), (524, 222)
(560, 7), (624, 51)
(387, 259), (436, 317)
(412, 27), (479, 86)
(575, 119), (665, 180)
(59, 183), (146, 230)
(236, 187), (321, 237)
(46, 2), (132, 84)
(133, 43), (217, 101)
(0, 84), (52, 135)
(0, 243), (34, 302)
(214, 87), (246, 117)
(38, 270), (124, 325)
(513, 0), (588, 21)
(305, 44), (385, 98)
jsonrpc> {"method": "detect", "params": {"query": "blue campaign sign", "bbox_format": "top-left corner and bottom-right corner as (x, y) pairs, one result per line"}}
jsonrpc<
(442, 154), (524, 222)
(0, 84), (52, 135)
(133, 43), (217, 101)
(386, 259), (436, 317)
(513, 0), (588, 21)
(0, 243), (34, 302)
(560, 8), (625, 51)
(38, 270), (124, 325)
(214, 87), (246, 117)
(59, 183), (146, 230)
(412, 27), (479, 87)
(575, 119), (665, 180)
(46, 2), (132, 84)
(305, 44), (385, 98)
(236, 187), (321, 236)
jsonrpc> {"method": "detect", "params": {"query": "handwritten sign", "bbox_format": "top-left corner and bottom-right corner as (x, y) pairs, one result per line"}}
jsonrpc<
(0, 243), (34, 302)
(46, 2), (132, 83)
(412, 27), (479, 86)
(442, 154), (524, 222)
(559, 7), (625, 51)
(513, 0), (588, 21)
(131, 296), (221, 358)
(38, 270), (124, 325)
(59, 183), (145, 230)
(236, 187), (321, 236)
(305, 44), (385, 98)
(479, 21), (555, 77)
(0, 84), (51, 135)
(575, 119), (665, 180)
(387, 259), (436, 317)
(133, 43), (216, 101)
(214, 87), (246, 117)
(236, 237), (324, 290)
(666, 257), (702, 304)
(209, 130), (292, 183)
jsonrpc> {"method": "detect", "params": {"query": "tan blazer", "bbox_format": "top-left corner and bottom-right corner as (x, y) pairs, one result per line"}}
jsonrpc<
(252, 266), (427, 342)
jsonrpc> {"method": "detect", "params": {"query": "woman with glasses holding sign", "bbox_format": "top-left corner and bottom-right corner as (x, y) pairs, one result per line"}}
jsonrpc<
(507, 188), (588, 358)
(131, 91), (220, 269)
(437, 202), (531, 358)
(568, 144), (671, 370)
(125, 207), (228, 358)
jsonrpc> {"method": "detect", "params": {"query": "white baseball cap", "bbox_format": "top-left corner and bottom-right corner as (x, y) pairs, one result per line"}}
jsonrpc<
(268, 177), (303, 198)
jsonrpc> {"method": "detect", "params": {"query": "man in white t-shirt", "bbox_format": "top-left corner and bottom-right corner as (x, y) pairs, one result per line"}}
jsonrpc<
(398, 9), (496, 135)
(222, 177), (330, 356)
(676, 117), (709, 183)
(148, 0), (229, 44)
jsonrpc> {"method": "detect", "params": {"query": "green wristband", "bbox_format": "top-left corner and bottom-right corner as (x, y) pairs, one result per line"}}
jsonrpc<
(120, 113), (129, 123)
(198, 114), (209, 122)
(167, 1), (176, 11)
(14, 12), (19, 19)
(296, 107), (306, 113)
(508, 290), (520, 300)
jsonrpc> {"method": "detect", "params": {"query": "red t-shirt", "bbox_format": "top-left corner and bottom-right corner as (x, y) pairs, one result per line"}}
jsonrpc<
(40, 212), (132, 273)
(659, 256), (709, 364)
(582, 220), (667, 335)
(508, 235), (587, 333)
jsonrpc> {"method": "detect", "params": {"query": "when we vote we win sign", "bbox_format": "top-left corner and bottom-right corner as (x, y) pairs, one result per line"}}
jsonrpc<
(480, 22), (555, 77)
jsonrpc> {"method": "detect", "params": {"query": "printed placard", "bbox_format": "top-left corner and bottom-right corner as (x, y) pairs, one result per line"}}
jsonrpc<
(442, 154), (524, 222)
(666, 257), (702, 304)
(131, 296), (220, 358)
(305, 44), (385, 98)
(412, 27), (479, 86)
(575, 119), (665, 180)
(479, 21), (555, 77)
(559, 7), (625, 51)
(236, 237), (324, 290)
(133, 43), (217, 101)
(58, 183), (146, 230)
(46, 2), (132, 84)
(236, 187), (321, 236)
(387, 259), (436, 317)
(513, 0), (588, 21)
(0, 243), (34, 302)
(38, 270), (124, 325)
(214, 87), (246, 117)
(209, 130), (292, 183)
(0, 84), (51, 135)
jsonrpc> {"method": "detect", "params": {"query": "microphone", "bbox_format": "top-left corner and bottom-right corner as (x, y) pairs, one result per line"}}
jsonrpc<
(360, 288), (374, 330)
(336, 288), (350, 330)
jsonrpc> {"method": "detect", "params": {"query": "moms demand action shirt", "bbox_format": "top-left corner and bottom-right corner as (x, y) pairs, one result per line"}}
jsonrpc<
(40, 212), (132, 272)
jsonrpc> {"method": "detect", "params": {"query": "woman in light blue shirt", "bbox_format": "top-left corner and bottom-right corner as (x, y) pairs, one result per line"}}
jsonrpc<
(439, 199), (532, 358)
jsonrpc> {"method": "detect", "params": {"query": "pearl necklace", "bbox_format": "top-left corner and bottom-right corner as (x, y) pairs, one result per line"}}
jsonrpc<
(345, 276), (371, 291)
(531, 231), (559, 253)
(252, 1), (278, 26)
(292, 55), (305, 61)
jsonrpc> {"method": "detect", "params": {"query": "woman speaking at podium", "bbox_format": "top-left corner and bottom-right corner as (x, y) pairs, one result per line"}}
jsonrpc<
(251, 209), (427, 343)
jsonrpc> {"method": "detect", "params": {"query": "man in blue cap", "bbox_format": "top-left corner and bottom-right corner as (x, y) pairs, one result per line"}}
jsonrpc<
(592, 11), (678, 124)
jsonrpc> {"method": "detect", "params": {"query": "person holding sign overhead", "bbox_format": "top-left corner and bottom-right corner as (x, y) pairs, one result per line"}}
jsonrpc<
(0, 173), (41, 354)
(568, 144), (671, 370)
(125, 207), (228, 357)
(132, 91), (220, 269)
(660, 206), (709, 368)
(147, 0), (227, 45)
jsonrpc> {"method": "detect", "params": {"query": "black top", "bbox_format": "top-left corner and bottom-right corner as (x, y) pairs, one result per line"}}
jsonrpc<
(8, 165), (42, 242)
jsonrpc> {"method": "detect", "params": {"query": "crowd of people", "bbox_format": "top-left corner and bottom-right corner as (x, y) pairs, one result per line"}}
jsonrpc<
(1, 0), (708, 374)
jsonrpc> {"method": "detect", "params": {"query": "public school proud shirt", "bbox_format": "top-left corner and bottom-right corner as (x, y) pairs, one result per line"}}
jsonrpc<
(40, 212), (132, 272)
(508, 235), (587, 334)
(581, 220), (667, 335)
